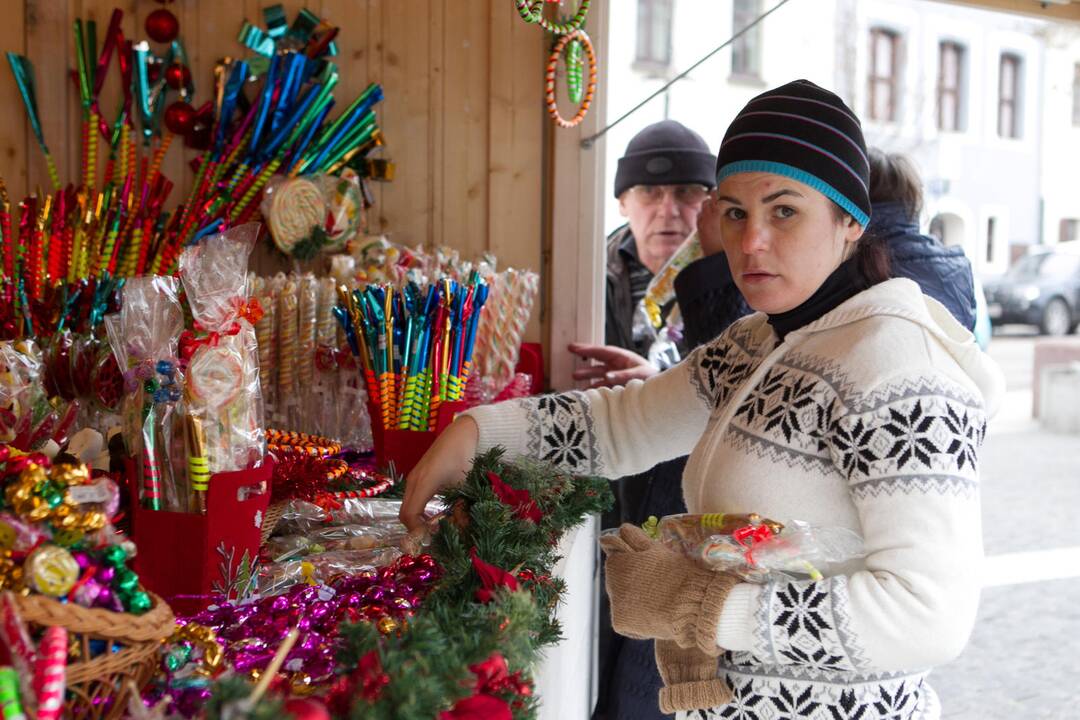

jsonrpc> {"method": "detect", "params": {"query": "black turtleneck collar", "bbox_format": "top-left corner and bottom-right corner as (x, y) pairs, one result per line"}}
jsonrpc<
(767, 256), (865, 341)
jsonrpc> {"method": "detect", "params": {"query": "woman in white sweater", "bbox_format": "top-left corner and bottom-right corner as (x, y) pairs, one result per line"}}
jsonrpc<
(401, 80), (1004, 719)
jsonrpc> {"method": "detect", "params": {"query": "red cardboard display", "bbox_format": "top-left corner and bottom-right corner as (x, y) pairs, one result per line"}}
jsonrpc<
(369, 401), (469, 477)
(127, 459), (274, 615)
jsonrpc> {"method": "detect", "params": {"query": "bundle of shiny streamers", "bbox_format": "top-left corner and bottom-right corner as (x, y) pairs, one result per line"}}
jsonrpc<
(1, 3), (391, 344)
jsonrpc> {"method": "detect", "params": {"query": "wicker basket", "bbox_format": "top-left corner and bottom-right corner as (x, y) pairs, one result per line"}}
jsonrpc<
(14, 591), (175, 720)
(261, 500), (289, 545)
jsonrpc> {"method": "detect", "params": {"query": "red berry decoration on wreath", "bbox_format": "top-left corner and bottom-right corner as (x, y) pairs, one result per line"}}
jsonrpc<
(145, 8), (180, 44)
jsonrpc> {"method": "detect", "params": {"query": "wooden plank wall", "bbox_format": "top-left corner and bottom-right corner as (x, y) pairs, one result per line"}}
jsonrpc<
(0, 0), (548, 342)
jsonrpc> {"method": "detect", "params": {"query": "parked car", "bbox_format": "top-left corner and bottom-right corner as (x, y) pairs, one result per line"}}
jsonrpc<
(983, 242), (1080, 336)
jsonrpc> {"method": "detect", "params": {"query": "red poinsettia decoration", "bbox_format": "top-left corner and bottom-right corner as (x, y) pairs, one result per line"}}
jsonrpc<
(440, 654), (533, 719)
(486, 471), (542, 524)
(325, 650), (390, 714)
(439, 693), (512, 720)
(470, 547), (518, 603)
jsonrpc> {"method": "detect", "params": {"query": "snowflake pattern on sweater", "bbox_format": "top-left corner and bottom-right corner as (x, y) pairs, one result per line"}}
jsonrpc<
(468, 282), (1000, 720)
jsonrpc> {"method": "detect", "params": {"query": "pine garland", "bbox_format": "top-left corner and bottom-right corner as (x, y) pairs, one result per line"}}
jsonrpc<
(208, 448), (612, 719)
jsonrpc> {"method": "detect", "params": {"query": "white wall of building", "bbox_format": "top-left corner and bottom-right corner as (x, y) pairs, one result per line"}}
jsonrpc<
(602, 0), (838, 233)
(603, 0), (1080, 277)
(1040, 29), (1080, 246)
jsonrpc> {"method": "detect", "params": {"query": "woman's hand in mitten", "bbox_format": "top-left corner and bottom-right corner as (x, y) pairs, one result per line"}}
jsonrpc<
(601, 523), (740, 656)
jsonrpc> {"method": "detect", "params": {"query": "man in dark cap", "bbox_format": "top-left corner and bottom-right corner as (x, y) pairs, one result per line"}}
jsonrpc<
(604, 120), (716, 357)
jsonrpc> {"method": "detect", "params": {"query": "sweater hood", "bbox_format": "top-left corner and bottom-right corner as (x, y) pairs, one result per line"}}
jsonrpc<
(787, 277), (1005, 416)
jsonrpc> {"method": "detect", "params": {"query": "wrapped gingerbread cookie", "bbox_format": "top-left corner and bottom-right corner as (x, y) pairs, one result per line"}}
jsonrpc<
(654, 512), (865, 583)
(178, 223), (266, 482)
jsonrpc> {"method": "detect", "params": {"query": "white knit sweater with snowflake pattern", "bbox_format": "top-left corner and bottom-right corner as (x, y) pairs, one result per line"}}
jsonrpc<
(464, 278), (1005, 720)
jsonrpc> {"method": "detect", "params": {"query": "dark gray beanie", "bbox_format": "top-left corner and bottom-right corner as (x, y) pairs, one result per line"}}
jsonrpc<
(614, 120), (715, 198)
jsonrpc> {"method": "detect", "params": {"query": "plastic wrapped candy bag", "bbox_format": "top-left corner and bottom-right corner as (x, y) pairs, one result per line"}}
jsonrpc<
(179, 223), (265, 474)
(656, 512), (865, 583)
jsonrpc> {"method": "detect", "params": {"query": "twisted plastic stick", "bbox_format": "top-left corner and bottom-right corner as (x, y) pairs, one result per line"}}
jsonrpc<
(44, 153), (60, 191)
(147, 132), (174, 188)
(122, 226), (144, 277)
(278, 281), (299, 403)
(231, 157), (281, 221)
(80, 116), (90, 188)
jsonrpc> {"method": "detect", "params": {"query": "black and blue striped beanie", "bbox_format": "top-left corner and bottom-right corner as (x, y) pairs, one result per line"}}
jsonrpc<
(715, 79), (871, 228)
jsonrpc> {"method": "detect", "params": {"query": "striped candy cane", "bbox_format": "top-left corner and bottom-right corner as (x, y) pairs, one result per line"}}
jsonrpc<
(33, 626), (67, 720)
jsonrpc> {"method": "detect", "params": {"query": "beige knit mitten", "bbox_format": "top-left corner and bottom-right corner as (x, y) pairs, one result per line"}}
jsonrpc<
(600, 524), (739, 656)
(654, 639), (734, 713)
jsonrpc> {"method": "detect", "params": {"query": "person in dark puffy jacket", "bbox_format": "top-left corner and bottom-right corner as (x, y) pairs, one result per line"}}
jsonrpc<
(867, 148), (976, 331)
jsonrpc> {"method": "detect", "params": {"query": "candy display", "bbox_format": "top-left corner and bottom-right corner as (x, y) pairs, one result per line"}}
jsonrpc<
(0, 2), (584, 717)
(251, 272), (371, 450)
(655, 512), (866, 582)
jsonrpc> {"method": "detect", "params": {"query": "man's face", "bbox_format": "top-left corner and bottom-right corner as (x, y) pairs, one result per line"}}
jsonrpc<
(618, 184), (709, 273)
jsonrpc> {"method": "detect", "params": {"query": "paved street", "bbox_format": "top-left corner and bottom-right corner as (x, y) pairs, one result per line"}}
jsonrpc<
(931, 329), (1080, 718)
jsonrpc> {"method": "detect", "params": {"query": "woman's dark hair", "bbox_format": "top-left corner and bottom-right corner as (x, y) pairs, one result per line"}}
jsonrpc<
(831, 202), (891, 287)
(867, 147), (923, 218)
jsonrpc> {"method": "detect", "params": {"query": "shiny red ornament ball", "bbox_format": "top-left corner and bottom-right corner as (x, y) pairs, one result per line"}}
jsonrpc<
(164, 101), (195, 135)
(145, 8), (179, 43)
(164, 64), (191, 91)
(284, 698), (331, 720)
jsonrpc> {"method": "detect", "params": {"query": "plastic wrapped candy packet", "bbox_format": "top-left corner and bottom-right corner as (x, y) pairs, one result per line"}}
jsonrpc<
(656, 512), (865, 583)
(262, 523), (405, 563)
(253, 547), (402, 596)
(178, 223), (265, 475)
(105, 276), (186, 511)
(274, 497), (445, 536)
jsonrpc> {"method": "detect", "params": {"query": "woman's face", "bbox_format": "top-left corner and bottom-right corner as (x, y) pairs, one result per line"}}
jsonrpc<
(710, 172), (863, 314)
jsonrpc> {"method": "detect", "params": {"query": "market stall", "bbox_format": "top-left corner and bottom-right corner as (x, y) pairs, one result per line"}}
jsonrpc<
(0, 1), (613, 717)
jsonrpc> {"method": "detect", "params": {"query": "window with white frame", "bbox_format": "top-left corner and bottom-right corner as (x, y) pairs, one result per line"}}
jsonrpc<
(868, 28), (900, 123)
(937, 41), (965, 131)
(1072, 63), (1080, 127)
(731, 0), (763, 79)
(635, 0), (674, 70)
(1062, 218), (1079, 244)
(998, 53), (1022, 139)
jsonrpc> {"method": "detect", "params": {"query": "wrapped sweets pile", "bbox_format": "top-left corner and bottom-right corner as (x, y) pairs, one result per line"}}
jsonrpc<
(0, 446), (173, 719)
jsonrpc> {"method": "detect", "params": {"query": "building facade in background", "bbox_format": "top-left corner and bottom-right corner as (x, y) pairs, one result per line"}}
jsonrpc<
(603, 0), (1080, 277)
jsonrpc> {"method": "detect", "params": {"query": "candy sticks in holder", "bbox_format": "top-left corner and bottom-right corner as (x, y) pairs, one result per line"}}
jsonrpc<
(335, 277), (489, 432)
(105, 276), (184, 511)
(178, 223), (265, 481)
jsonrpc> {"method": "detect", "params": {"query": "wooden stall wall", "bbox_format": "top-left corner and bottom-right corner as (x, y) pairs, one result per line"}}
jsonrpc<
(0, 0), (547, 342)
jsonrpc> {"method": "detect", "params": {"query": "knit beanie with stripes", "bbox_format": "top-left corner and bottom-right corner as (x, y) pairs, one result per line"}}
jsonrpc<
(714, 79), (871, 228)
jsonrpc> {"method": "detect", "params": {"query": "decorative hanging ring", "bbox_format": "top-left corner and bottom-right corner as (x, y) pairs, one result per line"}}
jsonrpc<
(545, 30), (597, 129)
(515, 0), (591, 35)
